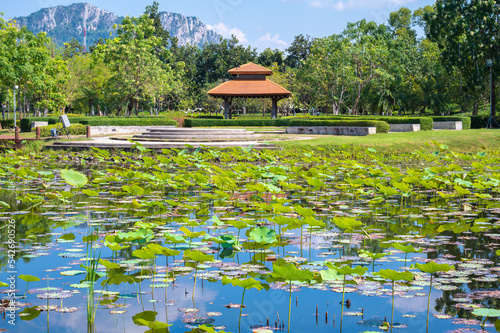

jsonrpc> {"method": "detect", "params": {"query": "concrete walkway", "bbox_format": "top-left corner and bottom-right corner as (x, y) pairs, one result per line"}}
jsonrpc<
(45, 135), (283, 151)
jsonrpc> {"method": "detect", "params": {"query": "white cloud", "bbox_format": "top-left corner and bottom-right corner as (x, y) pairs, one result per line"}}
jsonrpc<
(296, 0), (415, 10)
(206, 22), (248, 43)
(254, 33), (288, 51)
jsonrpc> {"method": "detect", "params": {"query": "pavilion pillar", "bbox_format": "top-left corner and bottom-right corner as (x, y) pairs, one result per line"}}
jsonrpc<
(271, 97), (278, 119)
(224, 98), (230, 120)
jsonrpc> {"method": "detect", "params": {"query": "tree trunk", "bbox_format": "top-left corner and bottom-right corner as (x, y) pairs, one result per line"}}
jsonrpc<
(472, 101), (479, 116)
(127, 101), (133, 117)
(43, 107), (48, 117)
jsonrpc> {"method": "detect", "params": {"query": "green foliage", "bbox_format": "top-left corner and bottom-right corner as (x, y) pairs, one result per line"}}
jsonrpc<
(39, 123), (87, 137)
(60, 169), (88, 187)
(20, 117), (55, 132)
(375, 269), (413, 282)
(413, 261), (454, 274)
(287, 119), (391, 133)
(184, 118), (390, 133)
(248, 226), (277, 245)
(184, 118), (289, 127)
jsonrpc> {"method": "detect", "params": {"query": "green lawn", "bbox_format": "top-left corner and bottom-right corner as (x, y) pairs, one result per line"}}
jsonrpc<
(276, 129), (500, 154)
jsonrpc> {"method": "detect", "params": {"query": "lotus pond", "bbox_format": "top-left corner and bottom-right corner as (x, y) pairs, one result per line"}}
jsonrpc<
(1, 144), (500, 333)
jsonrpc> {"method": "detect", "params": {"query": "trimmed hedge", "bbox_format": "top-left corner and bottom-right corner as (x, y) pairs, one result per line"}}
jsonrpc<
(184, 118), (289, 127)
(22, 116), (177, 131)
(39, 123), (87, 137)
(76, 118), (177, 127)
(287, 119), (390, 133)
(287, 116), (433, 131)
(470, 115), (500, 129)
(0, 119), (19, 129)
(431, 116), (471, 130)
(21, 117), (55, 132)
(184, 118), (390, 133)
(187, 115), (224, 119)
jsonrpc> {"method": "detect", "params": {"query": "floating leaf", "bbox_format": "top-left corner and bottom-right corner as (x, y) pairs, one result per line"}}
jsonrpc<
(60, 169), (88, 187)
(19, 275), (40, 283)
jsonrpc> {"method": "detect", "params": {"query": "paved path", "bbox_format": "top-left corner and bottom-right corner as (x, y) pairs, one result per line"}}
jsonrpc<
(45, 135), (283, 151)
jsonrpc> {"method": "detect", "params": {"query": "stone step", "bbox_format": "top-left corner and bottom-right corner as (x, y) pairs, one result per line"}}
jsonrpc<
(45, 142), (281, 151)
(146, 128), (253, 134)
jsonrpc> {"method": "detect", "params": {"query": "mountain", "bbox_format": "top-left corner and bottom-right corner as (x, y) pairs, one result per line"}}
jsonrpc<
(13, 2), (222, 48)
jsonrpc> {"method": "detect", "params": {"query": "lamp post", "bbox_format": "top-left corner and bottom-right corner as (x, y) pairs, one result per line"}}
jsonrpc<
(13, 85), (18, 129)
(485, 59), (498, 128)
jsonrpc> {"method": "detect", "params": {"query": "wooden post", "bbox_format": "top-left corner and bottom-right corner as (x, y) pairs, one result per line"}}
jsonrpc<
(86, 125), (91, 138)
(271, 97), (278, 119)
(224, 99), (230, 120)
(36, 127), (40, 140)
(14, 126), (20, 141)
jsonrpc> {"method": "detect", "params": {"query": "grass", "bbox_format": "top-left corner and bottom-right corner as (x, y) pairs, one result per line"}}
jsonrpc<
(277, 129), (500, 154)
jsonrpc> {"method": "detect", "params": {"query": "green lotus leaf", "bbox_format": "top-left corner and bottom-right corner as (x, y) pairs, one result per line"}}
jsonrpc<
(326, 262), (367, 276)
(271, 262), (314, 282)
(82, 235), (99, 243)
(249, 226), (277, 244)
(391, 243), (423, 254)
(183, 250), (214, 264)
(0, 201), (10, 209)
(133, 311), (157, 326)
(164, 232), (186, 244)
(60, 169), (88, 187)
(58, 233), (76, 241)
(19, 274), (40, 283)
(331, 217), (364, 230)
(133, 248), (155, 260)
(222, 276), (270, 291)
(146, 243), (180, 257)
(0, 281), (9, 287)
(179, 226), (206, 239)
(20, 306), (41, 321)
(414, 262), (454, 274)
(104, 274), (136, 286)
(375, 269), (413, 282)
(320, 268), (343, 281)
(99, 259), (120, 270)
(472, 308), (500, 318)
(359, 250), (389, 260)
(82, 189), (99, 197)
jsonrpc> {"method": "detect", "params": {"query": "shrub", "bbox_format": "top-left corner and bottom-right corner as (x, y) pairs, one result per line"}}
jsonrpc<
(184, 118), (390, 133)
(184, 118), (289, 127)
(470, 115), (500, 129)
(431, 116), (471, 130)
(20, 117), (56, 132)
(287, 116), (433, 131)
(187, 115), (224, 119)
(76, 118), (177, 127)
(0, 119), (19, 129)
(39, 123), (87, 137)
(287, 119), (390, 133)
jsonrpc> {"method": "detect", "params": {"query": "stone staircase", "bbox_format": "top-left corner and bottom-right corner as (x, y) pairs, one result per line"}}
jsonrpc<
(132, 127), (257, 141)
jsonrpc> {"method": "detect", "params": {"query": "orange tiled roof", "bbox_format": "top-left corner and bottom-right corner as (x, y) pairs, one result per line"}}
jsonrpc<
(228, 62), (273, 75)
(207, 79), (291, 98)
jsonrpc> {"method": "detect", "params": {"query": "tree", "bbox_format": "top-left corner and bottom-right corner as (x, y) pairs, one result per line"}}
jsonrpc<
(425, 0), (499, 115)
(285, 34), (313, 68)
(257, 48), (284, 69)
(93, 14), (178, 115)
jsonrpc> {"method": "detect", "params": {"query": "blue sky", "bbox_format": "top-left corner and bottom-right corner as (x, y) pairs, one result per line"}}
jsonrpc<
(2, 0), (435, 51)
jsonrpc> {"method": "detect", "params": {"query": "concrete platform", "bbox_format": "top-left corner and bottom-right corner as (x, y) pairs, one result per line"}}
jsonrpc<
(433, 121), (462, 130)
(390, 124), (421, 132)
(286, 126), (376, 136)
(133, 127), (257, 140)
(44, 136), (281, 151)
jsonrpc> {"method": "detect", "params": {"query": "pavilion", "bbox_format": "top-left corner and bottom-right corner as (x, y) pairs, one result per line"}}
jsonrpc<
(207, 62), (291, 119)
